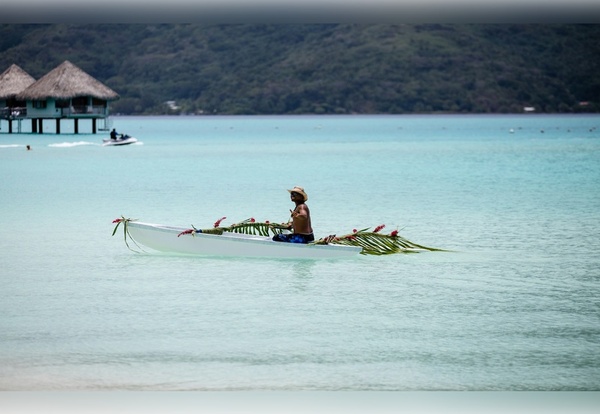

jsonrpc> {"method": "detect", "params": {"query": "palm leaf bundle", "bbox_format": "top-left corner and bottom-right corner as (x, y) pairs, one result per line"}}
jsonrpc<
(194, 218), (291, 237)
(314, 227), (445, 255)
(192, 219), (445, 255)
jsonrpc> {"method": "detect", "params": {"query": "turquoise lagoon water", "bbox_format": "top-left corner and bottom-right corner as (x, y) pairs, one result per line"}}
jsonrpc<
(1, 115), (600, 395)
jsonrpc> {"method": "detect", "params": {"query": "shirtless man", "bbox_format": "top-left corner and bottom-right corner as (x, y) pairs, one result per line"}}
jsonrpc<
(272, 186), (314, 243)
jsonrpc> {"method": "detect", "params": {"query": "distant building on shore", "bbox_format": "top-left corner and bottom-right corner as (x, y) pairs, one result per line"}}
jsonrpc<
(0, 60), (119, 134)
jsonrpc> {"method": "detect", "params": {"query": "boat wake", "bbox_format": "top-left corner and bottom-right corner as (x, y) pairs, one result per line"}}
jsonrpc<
(0, 144), (23, 149)
(48, 141), (100, 148)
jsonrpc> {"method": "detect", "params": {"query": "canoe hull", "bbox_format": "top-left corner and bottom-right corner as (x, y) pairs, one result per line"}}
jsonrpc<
(126, 222), (362, 259)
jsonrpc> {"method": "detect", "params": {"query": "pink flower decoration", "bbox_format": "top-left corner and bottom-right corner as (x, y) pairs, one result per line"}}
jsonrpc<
(250, 218), (256, 223)
(374, 224), (385, 233)
(353, 229), (357, 233)
(214, 216), (226, 227)
(112, 218), (123, 223)
(390, 230), (398, 237)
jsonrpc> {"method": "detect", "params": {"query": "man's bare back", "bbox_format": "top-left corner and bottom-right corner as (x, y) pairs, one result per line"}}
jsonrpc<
(290, 203), (313, 235)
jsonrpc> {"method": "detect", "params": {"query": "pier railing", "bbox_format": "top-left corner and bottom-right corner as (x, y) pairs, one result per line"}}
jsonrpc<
(61, 106), (108, 117)
(2, 106), (108, 120)
(1, 107), (27, 119)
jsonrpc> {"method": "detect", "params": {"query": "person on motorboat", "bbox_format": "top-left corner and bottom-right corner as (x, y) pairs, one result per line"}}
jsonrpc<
(110, 128), (119, 140)
(272, 186), (315, 244)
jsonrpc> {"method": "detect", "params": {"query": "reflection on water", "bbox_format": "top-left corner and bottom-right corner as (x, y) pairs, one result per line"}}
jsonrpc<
(290, 260), (315, 290)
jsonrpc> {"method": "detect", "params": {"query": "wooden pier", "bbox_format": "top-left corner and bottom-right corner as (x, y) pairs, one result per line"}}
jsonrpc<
(1, 61), (119, 134)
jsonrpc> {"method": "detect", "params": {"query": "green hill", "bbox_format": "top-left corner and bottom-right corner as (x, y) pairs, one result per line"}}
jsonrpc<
(1, 24), (599, 114)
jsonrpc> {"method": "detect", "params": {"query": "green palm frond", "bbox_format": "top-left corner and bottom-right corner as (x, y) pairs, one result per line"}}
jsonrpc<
(313, 229), (446, 255)
(228, 221), (290, 236)
(191, 219), (290, 237)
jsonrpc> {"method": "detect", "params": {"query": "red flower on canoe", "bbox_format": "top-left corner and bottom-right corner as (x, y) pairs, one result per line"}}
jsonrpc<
(112, 218), (123, 224)
(177, 229), (194, 237)
(213, 216), (226, 227)
(250, 218), (256, 223)
(390, 230), (399, 237)
(374, 224), (385, 233)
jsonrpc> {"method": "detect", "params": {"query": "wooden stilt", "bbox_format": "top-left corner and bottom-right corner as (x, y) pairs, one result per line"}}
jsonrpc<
(38, 119), (43, 134)
(32, 119), (37, 133)
(74, 119), (79, 134)
(92, 118), (97, 134)
(56, 119), (61, 134)
(8, 120), (13, 134)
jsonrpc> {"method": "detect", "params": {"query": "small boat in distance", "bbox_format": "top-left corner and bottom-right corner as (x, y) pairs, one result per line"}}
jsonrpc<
(103, 134), (138, 146)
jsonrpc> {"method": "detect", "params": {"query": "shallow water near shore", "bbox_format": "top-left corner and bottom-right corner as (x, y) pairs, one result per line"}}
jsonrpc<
(1, 114), (599, 393)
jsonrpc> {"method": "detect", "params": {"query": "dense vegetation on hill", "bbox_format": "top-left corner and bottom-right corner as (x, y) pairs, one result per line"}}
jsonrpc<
(1, 24), (599, 114)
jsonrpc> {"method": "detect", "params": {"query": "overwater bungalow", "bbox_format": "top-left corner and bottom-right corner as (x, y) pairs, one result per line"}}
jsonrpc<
(13, 60), (119, 134)
(0, 64), (36, 133)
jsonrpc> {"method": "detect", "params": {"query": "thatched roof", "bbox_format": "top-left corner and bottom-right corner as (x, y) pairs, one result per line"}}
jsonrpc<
(0, 64), (36, 99)
(17, 60), (119, 101)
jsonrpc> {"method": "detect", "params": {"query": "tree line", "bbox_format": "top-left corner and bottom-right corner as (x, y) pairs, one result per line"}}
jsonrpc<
(1, 24), (599, 114)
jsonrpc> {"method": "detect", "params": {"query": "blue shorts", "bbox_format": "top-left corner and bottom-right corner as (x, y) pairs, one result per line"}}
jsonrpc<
(272, 233), (315, 244)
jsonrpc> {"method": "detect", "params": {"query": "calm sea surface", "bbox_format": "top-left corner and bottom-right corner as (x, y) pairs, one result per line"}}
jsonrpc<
(1, 115), (600, 400)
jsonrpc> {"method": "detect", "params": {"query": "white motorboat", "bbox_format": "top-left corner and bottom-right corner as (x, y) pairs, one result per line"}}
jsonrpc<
(103, 134), (138, 146)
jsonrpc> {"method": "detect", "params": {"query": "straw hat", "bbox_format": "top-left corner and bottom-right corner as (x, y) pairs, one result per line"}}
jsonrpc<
(287, 186), (308, 201)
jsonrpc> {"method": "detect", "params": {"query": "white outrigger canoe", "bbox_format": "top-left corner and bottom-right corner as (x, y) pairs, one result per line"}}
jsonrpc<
(113, 217), (444, 259)
(126, 221), (362, 259)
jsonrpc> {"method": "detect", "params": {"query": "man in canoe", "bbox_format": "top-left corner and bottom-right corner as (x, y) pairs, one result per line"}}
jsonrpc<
(272, 186), (315, 243)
